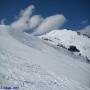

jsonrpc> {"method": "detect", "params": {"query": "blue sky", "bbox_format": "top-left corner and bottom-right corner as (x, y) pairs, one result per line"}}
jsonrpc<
(0, 0), (90, 30)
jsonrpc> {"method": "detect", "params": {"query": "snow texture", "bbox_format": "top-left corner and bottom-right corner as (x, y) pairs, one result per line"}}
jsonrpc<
(0, 25), (90, 90)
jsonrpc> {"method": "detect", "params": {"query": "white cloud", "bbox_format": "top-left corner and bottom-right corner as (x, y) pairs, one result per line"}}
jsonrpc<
(0, 19), (6, 25)
(6, 5), (66, 35)
(29, 15), (43, 29)
(11, 5), (35, 31)
(32, 14), (66, 35)
(79, 25), (90, 37)
(20, 5), (35, 18)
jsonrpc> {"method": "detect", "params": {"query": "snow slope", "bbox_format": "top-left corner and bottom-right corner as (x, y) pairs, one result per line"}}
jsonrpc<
(40, 29), (90, 61)
(0, 25), (90, 90)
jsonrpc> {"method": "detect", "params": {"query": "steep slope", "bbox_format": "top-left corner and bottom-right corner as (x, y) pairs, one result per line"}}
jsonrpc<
(40, 29), (90, 61)
(0, 25), (90, 90)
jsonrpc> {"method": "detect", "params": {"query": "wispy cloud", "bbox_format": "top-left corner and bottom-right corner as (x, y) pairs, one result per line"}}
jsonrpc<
(0, 5), (66, 35)
(29, 15), (43, 29)
(20, 5), (35, 18)
(0, 19), (6, 25)
(33, 14), (66, 35)
(11, 5), (35, 31)
(81, 20), (88, 24)
(79, 25), (90, 37)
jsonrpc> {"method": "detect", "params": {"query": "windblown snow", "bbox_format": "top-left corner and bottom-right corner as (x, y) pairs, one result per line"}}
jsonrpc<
(0, 25), (90, 90)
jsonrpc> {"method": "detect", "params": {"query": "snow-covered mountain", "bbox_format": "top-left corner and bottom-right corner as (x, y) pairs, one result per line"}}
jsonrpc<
(0, 25), (90, 90)
(39, 29), (90, 62)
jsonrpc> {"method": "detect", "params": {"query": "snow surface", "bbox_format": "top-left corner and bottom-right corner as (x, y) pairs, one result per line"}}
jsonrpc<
(40, 29), (90, 61)
(0, 25), (90, 90)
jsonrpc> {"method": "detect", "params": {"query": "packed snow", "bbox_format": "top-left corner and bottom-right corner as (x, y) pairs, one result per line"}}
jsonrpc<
(39, 29), (90, 61)
(0, 25), (90, 90)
